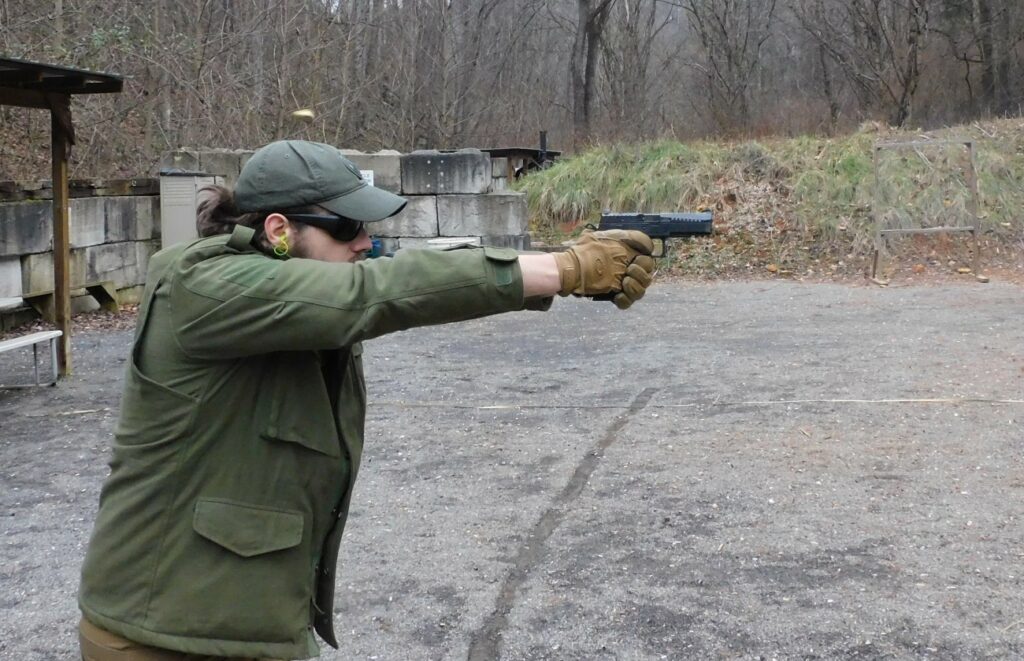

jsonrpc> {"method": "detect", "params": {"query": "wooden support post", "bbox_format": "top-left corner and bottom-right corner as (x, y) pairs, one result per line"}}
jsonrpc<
(51, 100), (72, 376)
(965, 141), (984, 279)
(870, 144), (885, 283)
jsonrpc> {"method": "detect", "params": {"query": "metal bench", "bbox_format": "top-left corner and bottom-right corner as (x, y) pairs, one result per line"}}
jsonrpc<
(0, 330), (63, 387)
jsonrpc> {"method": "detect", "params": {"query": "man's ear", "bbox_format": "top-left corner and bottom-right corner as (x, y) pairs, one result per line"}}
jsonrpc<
(264, 213), (290, 244)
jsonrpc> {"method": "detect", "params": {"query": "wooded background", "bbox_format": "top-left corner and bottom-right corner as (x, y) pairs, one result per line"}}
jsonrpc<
(1, 0), (1021, 178)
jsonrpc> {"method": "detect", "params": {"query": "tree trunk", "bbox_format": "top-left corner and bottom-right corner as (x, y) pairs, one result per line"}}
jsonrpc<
(974, 0), (995, 113)
(54, 0), (62, 53)
(571, 1), (591, 148)
(819, 42), (840, 134)
(571, 0), (614, 149)
(993, 0), (1013, 114)
(890, 0), (927, 127)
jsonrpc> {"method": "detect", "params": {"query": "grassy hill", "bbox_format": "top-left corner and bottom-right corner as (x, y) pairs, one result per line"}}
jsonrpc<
(515, 119), (1024, 281)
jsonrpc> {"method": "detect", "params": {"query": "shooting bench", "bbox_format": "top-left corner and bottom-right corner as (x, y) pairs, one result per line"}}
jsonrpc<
(0, 329), (63, 387)
(481, 145), (561, 179)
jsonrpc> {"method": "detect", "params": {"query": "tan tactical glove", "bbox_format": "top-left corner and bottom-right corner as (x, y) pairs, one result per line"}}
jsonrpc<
(552, 230), (656, 309)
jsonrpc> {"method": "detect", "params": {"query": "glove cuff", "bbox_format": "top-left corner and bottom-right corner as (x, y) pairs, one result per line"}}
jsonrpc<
(552, 250), (581, 296)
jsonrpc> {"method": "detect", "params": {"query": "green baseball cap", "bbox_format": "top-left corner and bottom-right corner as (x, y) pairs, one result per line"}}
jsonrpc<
(234, 140), (407, 222)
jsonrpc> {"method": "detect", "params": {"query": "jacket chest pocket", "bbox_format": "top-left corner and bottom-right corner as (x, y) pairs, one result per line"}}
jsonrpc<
(261, 353), (340, 458)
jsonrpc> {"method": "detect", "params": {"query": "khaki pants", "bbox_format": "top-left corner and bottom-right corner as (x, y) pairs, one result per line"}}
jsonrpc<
(79, 618), (281, 661)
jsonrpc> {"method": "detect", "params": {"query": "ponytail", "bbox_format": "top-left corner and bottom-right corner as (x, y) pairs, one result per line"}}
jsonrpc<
(196, 185), (269, 245)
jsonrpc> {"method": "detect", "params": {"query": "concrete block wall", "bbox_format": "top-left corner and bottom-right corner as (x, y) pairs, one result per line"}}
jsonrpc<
(491, 157), (509, 191)
(437, 194), (528, 236)
(0, 188), (160, 319)
(374, 195), (438, 237)
(165, 147), (530, 253)
(20, 241), (156, 295)
(0, 257), (20, 298)
(341, 149), (402, 193)
(383, 148), (530, 251)
(400, 150), (491, 195)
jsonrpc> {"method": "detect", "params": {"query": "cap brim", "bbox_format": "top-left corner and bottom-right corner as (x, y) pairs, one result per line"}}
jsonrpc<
(319, 183), (407, 222)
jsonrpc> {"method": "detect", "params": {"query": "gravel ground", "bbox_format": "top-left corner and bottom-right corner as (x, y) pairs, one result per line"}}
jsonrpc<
(1, 280), (1022, 661)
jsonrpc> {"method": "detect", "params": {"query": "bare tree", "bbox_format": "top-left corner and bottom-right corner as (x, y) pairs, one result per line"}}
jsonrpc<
(793, 0), (932, 127)
(936, 0), (1022, 116)
(570, 0), (616, 147)
(681, 0), (779, 133)
(600, 0), (678, 139)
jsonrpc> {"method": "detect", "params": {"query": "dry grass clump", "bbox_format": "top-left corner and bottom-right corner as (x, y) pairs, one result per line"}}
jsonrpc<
(517, 119), (1024, 279)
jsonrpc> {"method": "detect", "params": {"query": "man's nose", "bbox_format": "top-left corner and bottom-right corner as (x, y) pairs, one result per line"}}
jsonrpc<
(351, 227), (373, 251)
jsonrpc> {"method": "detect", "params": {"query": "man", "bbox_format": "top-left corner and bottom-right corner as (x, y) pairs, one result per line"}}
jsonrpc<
(78, 140), (654, 660)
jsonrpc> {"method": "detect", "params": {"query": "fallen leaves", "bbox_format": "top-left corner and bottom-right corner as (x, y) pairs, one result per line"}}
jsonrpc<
(0, 306), (138, 342)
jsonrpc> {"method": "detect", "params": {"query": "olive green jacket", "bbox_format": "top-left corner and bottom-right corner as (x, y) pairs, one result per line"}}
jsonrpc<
(79, 226), (537, 659)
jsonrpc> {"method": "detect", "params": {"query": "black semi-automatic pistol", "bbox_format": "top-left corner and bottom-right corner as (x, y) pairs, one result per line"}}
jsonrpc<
(597, 211), (713, 257)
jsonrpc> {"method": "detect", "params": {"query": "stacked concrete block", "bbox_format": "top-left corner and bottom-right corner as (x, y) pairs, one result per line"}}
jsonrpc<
(386, 149), (530, 251)
(437, 193), (527, 236)
(0, 257), (21, 298)
(436, 193), (530, 250)
(490, 157), (509, 191)
(88, 240), (157, 288)
(21, 250), (85, 294)
(106, 196), (160, 242)
(68, 197), (161, 248)
(69, 198), (107, 248)
(340, 149), (402, 193)
(401, 149), (491, 194)
(0, 179), (165, 326)
(0, 202), (52, 255)
(1, 197), (160, 256)
(85, 242), (140, 286)
(373, 196), (438, 238)
(157, 144), (531, 253)
(0, 189), (160, 309)
(21, 240), (158, 295)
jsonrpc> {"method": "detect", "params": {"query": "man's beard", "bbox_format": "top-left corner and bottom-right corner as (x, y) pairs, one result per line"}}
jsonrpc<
(288, 230), (312, 260)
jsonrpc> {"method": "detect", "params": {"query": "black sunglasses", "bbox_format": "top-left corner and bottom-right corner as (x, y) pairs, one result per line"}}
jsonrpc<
(285, 214), (365, 242)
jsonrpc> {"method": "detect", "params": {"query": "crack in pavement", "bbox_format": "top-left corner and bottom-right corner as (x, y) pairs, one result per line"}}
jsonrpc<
(466, 387), (659, 661)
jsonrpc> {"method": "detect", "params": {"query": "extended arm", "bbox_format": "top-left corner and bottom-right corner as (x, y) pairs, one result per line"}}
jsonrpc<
(518, 253), (561, 298)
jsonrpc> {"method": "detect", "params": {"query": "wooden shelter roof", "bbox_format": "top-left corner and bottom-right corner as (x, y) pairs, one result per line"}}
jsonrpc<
(0, 56), (123, 104)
